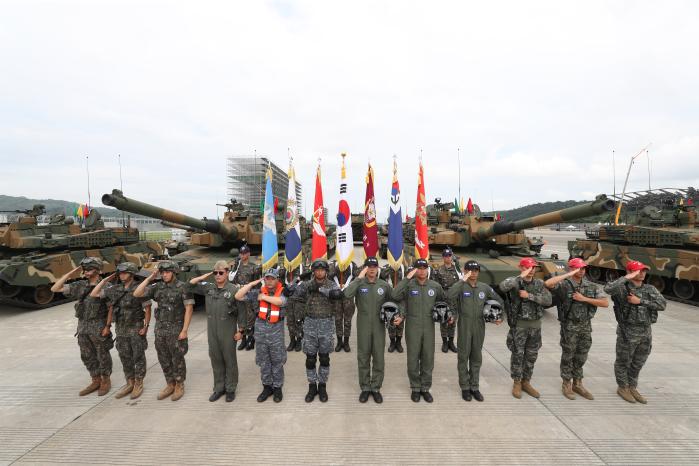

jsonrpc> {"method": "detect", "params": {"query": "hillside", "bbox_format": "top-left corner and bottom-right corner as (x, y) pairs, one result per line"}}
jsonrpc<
(0, 194), (126, 217)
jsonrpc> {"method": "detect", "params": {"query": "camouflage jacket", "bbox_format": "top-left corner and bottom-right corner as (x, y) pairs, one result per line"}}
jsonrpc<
(143, 280), (194, 332)
(604, 277), (666, 326)
(551, 276), (600, 322)
(380, 265), (405, 287)
(230, 259), (261, 285)
(329, 261), (359, 308)
(104, 281), (149, 325)
(64, 279), (109, 334)
(434, 264), (461, 291)
(292, 277), (340, 319)
(499, 276), (552, 321)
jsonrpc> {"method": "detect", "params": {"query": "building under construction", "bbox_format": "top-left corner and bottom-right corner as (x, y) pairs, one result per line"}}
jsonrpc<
(226, 156), (303, 214)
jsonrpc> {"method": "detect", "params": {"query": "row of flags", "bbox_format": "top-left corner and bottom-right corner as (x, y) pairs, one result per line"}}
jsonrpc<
(74, 204), (92, 222)
(259, 156), (492, 274)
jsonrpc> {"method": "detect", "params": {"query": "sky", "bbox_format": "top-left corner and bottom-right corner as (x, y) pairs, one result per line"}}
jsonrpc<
(1, 0), (698, 222)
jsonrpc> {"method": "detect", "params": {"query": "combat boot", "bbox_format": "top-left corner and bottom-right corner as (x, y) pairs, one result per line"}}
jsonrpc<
(573, 379), (594, 400)
(114, 378), (134, 399)
(441, 337), (448, 353)
(388, 337), (396, 353)
(343, 336), (350, 352)
(512, 380), (522, 399)
(629, 387), (647, 404)
(521, 379), (540, 398)
(562, 379), (576, 400)
(447, 338), (457, 353)
(237, 335), (247, 351)
(335, 336), (343, 352)
(294, 338), (302, 352)
(157, 382), (175, 400)
(97, 376), (111, 396)
(79, 376), (101, 396)
(273, 387), (283, 403)
(305, 383), (318, 403)
(395, 337), (404, 353)
(318, 383), (328, 402)
(130, 379), (144, 399)
(286, 337), (295, 352)
(257, 385), (274, 402)
(617, 386), (636, 403)
(171, 381), (185, 401)
(246, 336), (255, 351)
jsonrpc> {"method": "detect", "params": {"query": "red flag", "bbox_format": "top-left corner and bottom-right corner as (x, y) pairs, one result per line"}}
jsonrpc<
(273, 197), (279, 213)
(467, 197), (474, 214)
(363, 164), (378, 258)
(414, 162), (429, 260)
(496, 213), (501, 221)
(311, 164), (328, 260)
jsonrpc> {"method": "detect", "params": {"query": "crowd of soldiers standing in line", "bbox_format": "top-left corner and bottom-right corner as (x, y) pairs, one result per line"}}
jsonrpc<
(51, 244), (666, 405)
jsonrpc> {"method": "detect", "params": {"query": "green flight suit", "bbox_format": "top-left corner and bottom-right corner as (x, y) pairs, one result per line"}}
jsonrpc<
(391, 278), (445, 392)
(448, 280), (503, 391)
(343, 277), (392, 392)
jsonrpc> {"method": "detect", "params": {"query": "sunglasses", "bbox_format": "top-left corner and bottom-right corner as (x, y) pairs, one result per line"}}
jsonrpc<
(213, 271), (228, 276)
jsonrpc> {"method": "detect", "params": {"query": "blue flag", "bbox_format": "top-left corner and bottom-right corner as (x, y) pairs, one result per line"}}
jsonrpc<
(284, 163), (302, 272)
(262, 166), (278, 271)
(387, 159), (404, 270)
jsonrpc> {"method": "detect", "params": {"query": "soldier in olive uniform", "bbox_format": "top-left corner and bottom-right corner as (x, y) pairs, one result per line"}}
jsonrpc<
(605, 260), (666, 404)
(342, 257), (393, 403)
(230, 245), (261, 351)
(329, 260), (359, 352)
(447, 260), (503, 402)
(545, 258), (609, 400)
(434, 247), (460, 353)
(391, 258), (445, 403)
(190, 260), (245, 402)
(279, 264), (305, 352)
(90, 262), (151, 400)
(134, 261), (194, 401)
(290, 259), (342, 403)
(500, 257), (552, 399)
(52, 257), (114, 396)
(381, 264), (405, 353)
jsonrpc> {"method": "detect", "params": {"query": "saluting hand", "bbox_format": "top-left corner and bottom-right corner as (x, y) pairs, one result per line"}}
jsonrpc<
(462, 271), (472, 282)
(625, 270), (641, 280)
(407, 268), (417, 279)
(358, 267), (368, 278)
(519, 267), (533, 279)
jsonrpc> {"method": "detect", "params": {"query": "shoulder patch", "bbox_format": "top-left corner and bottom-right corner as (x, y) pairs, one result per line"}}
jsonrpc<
(428, 289), (435, 297)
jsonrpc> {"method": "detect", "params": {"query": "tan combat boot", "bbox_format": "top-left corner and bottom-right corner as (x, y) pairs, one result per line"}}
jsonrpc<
(617, 386), (636, 403)
(629, 387), (647, 404)
(521, 380), (540, 398)
(157, 382), (175, 400)
(97, 376), (111, 396)
(562, 379), (576, 400)
(573, 379), (594, 400)
(512, 380), (522, 399)
(79, 376), (101, 396)
(171, 381), (185, 401)
(114, 378), (134, 399)
(131, 379), (144, 399)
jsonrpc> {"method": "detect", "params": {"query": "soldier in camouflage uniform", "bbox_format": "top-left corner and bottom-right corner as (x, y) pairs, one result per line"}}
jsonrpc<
(604, 260), (666, 404)
(290, 259), (342, 403)
(545, 258), (609, 401)
(329, 260), (358, 352)
(51, 257), (113, 396)
(279, 264), (305, 352)
(230, 245), (261, 351)
(237, 268), (288, 403)
(90, 262), (151, 400)
(134, 261), (194, 401)
(190, 260), (245, 403)
(381, 264), (405, 353)
(434, 247), (460, 353)
(500, 257), (552, 399)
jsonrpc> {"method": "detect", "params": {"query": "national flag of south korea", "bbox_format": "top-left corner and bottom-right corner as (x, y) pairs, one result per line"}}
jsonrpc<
(335, 153), (354, 271)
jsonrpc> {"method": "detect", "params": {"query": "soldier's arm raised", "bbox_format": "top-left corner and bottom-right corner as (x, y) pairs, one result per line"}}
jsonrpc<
(603, 276), (630, 298)
(499, 277), (519, 293)
(235, 278), (264, 301)
(390, 278), (409, 301)
(90, 273), (116, 298)
(133, 269), (158, 298)
(341, 277), (363, 298)
(544, 270), (577, 289)
(50, 266), (82, 293)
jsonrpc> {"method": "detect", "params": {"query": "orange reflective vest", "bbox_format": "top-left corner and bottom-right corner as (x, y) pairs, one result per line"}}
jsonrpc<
(258, 282), (283, 323)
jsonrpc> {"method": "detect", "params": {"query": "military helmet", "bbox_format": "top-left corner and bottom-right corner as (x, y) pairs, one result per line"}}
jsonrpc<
(157, 260), (179, 273)
(311, 258), (329, 271)
(431, 301), (453, 324)
(483, 299), (504, 323)
(116, 262), (139, 274)
(380, 301), (401, 327)
(80, 257), (103, 271)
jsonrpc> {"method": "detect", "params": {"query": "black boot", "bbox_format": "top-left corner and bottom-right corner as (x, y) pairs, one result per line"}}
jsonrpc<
(388, 337), (396, 353)
(448, 337), (458, 353)
(305, 383), (318, 402)
(318, 383), (328, 402)
(294, 337), (302, 352)
(246, 336), (255, 351)
(273, 386), (283, 403)
(257, 385), (273, 402)
(395, 337), (404, 353)
(334, 336), (343, 352)
(441, 337), (448, 353)
(237, 336), (247, 351)
(343, 336), (350, 352)
(286, 337), (295, 352)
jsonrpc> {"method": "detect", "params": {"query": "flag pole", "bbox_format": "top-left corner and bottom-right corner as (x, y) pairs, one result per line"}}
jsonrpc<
(118, 154), (126, 227)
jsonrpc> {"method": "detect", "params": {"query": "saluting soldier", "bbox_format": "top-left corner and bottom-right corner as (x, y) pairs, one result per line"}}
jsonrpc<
(230, 245), (261, 351)
(434, 247), (460, 353)
(329, 260), (359, 352)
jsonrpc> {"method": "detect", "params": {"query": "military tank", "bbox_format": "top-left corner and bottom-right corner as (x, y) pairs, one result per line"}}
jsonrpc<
(0, 204), (164, 308)
(379, 195), (615, 287)
(568, 187), (699, 305)
(102, 189), (331, 281)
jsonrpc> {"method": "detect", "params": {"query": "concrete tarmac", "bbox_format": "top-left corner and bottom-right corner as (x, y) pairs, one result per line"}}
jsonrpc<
(2, 248), (699, 464)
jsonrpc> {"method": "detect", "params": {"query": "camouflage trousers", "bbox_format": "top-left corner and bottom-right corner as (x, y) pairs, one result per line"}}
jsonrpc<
(334, 298), (355, 338)
(155, 330), (188, 383)
(286, 302), (304, 339)
(115, 323), (148, 380)
(303, 316), (335, 384)
(440, 320), (455, 338)
(255, 319), (287, 388)
(614, 324), (652, 388)
(559, 320), (592, 381)
(240, 301), (256, 337)
(506, 326), (542, 381)
(77, 332), (113, 377)
(388, 319), (404, 339)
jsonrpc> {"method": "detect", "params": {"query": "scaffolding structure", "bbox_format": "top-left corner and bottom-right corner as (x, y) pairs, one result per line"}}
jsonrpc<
(226, 157), (303, 215)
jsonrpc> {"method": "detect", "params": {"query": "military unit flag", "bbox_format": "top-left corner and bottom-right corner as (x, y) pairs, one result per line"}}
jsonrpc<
(414, 161), (429, 260)
(311, 163), (328, 260)
(387, 159), (404, 270)
(261, 165), (279, 271)
(284, 161), (303, 272)
(363, 164), (378, 258)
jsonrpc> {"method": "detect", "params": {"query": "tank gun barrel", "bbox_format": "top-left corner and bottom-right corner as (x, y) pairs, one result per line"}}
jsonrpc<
(102, 189), (238, 241)
(475, 195), (615, 239)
